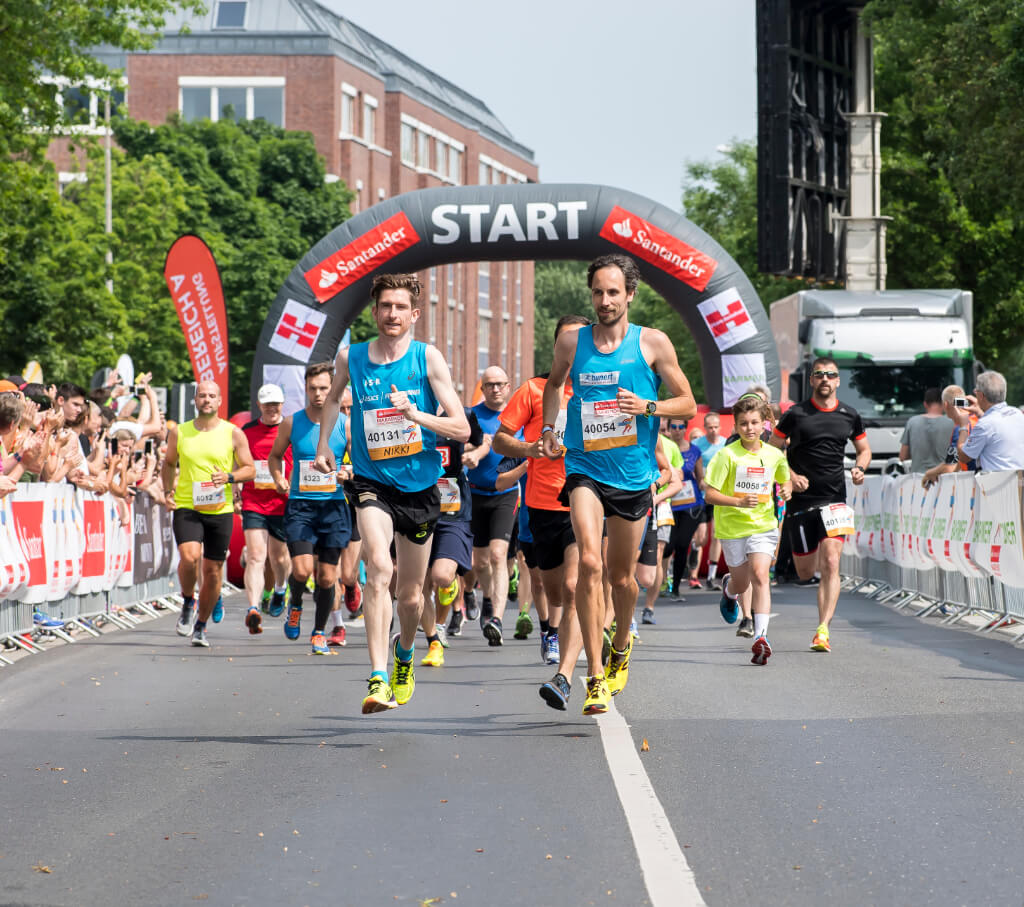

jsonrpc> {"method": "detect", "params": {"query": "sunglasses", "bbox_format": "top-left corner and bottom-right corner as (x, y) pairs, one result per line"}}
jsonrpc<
(811, 370), (839, 379)
(668, 423), (686, 429)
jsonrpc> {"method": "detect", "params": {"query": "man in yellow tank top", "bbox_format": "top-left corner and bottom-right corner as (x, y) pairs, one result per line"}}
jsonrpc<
(161, 381), (255, 647)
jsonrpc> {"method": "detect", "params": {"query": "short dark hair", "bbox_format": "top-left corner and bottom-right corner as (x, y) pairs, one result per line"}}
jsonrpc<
(923, 387), (942, 406)
(554, 313), (590, 341)
(810, 356), (837, 373)
(732, 394), (771, 422)
(56, 381), (87, 402)
(371, 273), (421, 304)
(305, 361), (334, 381)
(587, 253), (641, 294)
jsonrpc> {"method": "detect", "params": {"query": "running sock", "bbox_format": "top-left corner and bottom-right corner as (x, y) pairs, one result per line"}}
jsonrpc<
(723, 575), (738, 600)
(274, 584), (287, 595)
(754, 613), (770, 637)
(481, 597), (493, 620)
(288, 576), (306, 610)
(313, 583), (335, 634)
(193, 619), (207, 631)
(707, 564), (719, 582)
(540, 619), (551, 635)
(395, 639), (414, 662)
(331, 610), (345, 629)
(371, 669), (388, 683)
(426, 632), (438, 645)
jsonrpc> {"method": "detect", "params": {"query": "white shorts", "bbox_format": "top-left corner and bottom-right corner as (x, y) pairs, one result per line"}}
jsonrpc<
(720, 530), (779, 567)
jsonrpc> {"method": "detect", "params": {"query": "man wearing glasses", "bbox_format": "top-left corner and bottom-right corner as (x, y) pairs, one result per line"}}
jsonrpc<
(771, 356), (870, 653)
(465, 366), (515, 645)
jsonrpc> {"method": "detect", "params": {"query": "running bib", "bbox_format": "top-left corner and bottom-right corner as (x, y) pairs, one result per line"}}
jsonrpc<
(656, 499), (675, 527)
(192, 481), (225, 511)
(363, 408), (422, 460)
(734, 464), (772, 502)
(581, 400), (636, 451)
(672, 480), (697, 508)
(299, 459), (336, 494)
(438, 477), (461, 513)
(821, 502), (856, 538)
(254, 459), (274, 490)
(553, 409), (568, 449)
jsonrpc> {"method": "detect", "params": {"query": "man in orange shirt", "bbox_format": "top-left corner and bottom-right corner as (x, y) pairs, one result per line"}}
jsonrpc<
(493, 314), (590, 711)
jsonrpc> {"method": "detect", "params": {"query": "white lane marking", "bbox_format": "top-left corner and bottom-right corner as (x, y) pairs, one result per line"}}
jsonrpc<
(591, 685), (705, 907)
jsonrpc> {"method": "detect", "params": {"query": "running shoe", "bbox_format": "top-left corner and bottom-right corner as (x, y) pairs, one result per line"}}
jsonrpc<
(310, 632), (330, 655)
(435, 623), (450, 648)
(268, 589), (286, 618)
(796, 576), (821, 587)
(344, 583), (362, 615)
(245, 607), (263, 635)
(688, 578), (702, 589)
(539, 672), (571, 710)
(260, 589), (271, 614)
(660, 577), (670, 593)
(719, 575), (740, 624)
(751, 634), (772, 665)
(421, 639), (445, 667)
(629, 619), (639, 640)
(176, 598), (196, 636)
(190, 627), (210, 648)
(736, 617), (754, 638)
(464, 589), (480, 621)
(362, 676), (397, 714)
(544, 631), (560, 666)
(514, 610), (534, 639)
(705, 577), (719, 591)
(601, 628), (612, 667)
(284, 604), (302, 640)
(606, 636), (633, 696)
(211, 596), (224, 623)
(582, 675), (611, 716)
(327, 625), (347, 647)
(390, 637), (416, 704)
(437, 578), (459, 609)
(641, 607), (656, 625)
(447, 608), (464, 637)
(482, 616), (503, 647)
(305, 575), (316, 593)
(810, 630), (831, 652)
(508, 562), (519, 598)
(33, 610), (65, 629)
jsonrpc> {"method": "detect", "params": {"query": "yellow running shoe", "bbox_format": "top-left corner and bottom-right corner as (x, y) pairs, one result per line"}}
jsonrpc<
(810, 630), (831, 652)
(437, 578), (459, 608)
(582, 674), (611, 716)
(361, 676), (397, 714)
(421, 639), (445, 667)
(605, 635), (633, 696)
(390, 638), (416, 704)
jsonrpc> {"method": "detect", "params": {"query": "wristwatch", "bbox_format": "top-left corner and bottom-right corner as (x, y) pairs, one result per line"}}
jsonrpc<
(644, 400), (657, 417)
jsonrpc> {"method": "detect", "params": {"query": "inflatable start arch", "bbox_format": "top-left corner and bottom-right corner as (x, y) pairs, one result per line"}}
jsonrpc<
(251, 183), (780, 411)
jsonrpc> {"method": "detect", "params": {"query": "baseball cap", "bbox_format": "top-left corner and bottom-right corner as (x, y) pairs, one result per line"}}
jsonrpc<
(257, 383), (285, 404)
(0, 379), (20, 393)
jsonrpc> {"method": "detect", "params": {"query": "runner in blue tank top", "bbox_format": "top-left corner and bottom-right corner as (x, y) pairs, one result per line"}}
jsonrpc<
(268, 362), (352, 656)
(541, 253), (697, 716)
(314, 273), (469, 715)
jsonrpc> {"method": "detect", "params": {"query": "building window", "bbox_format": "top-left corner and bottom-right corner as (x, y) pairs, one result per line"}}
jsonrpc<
(340, 83), (357, 136)
(478, 160), (489, 185)
(362, 94), (377, 144)
(435, 139), (447, 178)
(417, 131), (430, 169)
(179, 77), (285, 126)
(478, 311), (492, 374)
(401, 123), (415, 164)
(214, 1), (247, 29)
(449, 148), (462, 184)
(446, 265), (455, 301)
(478, 263), (490, 303)
(515, 262), (522, 315)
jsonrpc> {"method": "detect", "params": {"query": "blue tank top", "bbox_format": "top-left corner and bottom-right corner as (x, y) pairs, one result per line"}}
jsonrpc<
(467, 401), (509, 496)
(289, 409), (347, 501)
(348, 340), (442, 492)
(564, 323), (661, 491)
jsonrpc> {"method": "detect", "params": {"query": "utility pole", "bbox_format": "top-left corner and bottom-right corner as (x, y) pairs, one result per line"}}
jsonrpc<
(105, 91), (113, 295)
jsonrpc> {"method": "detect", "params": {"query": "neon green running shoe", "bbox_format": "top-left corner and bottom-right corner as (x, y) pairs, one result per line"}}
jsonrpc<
(514, 610), (534, 640)
(437, 578), (459, 608)
(390, 637), (416, 705)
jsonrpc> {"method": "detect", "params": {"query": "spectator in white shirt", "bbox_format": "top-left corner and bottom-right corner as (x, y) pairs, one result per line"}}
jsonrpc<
(955, 371), (1024, 471)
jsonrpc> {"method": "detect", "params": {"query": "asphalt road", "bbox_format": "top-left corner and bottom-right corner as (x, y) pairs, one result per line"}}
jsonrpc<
(1, 582), (1023, 907)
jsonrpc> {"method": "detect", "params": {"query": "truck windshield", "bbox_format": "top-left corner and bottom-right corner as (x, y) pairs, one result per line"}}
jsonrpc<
(838, 364), (972, 422)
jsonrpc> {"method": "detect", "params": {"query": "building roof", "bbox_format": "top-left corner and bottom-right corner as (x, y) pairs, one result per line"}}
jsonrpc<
(111, 0), (533, 161)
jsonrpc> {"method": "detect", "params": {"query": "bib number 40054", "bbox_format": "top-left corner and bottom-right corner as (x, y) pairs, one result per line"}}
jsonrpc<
(581, 400), (636, 452)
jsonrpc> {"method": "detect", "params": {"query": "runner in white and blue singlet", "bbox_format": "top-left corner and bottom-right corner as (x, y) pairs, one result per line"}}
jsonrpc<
(541, 253), (697, 716)
(314, 273), (469, 715)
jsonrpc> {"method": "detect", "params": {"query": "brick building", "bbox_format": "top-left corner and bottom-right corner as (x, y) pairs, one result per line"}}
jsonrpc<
(50, 0), (538, 396)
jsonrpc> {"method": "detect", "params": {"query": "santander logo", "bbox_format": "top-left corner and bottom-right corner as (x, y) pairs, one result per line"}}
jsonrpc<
(17, 524), (43, 560)
(599, 206), (717, 292)
(304, 212), (420, 304)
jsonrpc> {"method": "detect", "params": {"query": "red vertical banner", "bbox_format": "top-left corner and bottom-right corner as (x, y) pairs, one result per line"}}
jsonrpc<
(163, 235), (230, 416)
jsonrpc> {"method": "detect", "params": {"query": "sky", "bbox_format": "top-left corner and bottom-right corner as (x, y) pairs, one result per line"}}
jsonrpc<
(322, 0), (758, 212)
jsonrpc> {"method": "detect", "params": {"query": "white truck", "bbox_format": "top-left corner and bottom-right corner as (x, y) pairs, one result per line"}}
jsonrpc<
(770, 289), (975, 470)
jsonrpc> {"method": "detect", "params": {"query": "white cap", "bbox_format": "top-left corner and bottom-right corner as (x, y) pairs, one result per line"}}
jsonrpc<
(257, 383), (285, 404)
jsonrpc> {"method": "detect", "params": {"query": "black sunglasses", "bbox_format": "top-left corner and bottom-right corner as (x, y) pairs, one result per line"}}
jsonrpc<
(811, 370), (839, 379)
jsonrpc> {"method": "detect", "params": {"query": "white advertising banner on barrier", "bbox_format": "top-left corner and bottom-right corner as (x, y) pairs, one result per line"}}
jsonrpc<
(971, 471), (1024, 586)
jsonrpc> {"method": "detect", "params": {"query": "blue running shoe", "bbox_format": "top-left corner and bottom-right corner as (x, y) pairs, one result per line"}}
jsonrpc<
(33, 610), (64, 629)
(268, 589), (286, 618)
(212, 596), (224, 623)
(719, 574), (739, 624)
(539, 673), (571, 710)
(544, 631), (560, 666)
(284, 604), (302, 640)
